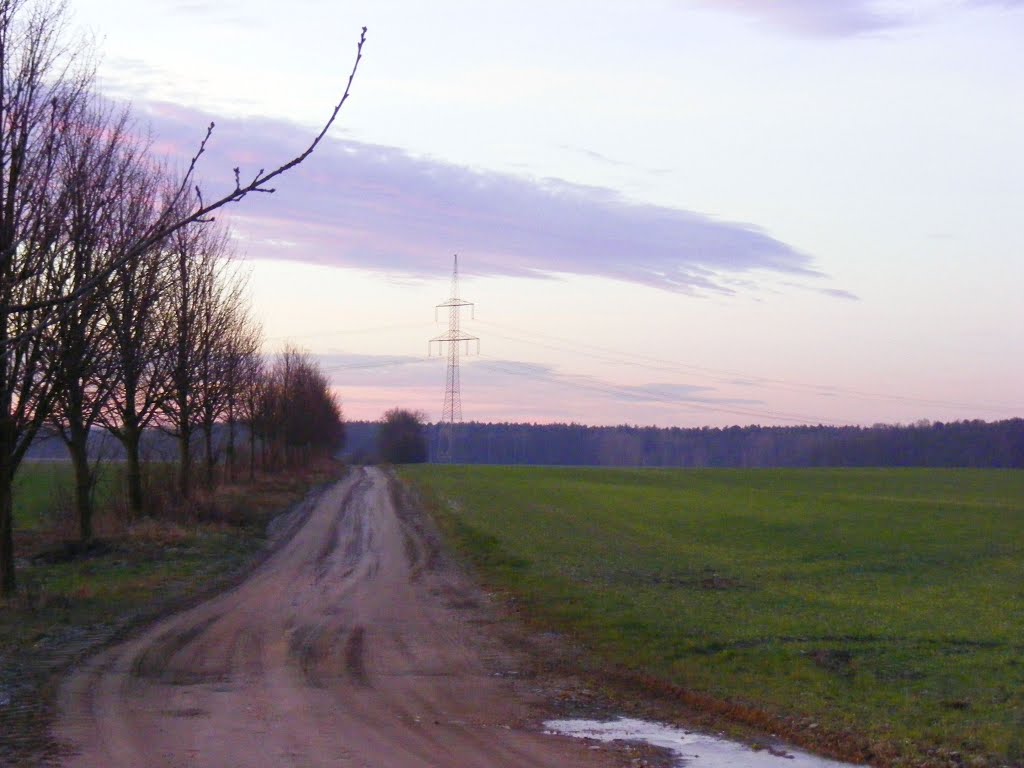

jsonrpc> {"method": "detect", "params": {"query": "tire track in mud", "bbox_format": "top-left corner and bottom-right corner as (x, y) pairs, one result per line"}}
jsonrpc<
(53, 467), (630, 768)
(315, 471), (368, 581)
(343, 625), (369, 687)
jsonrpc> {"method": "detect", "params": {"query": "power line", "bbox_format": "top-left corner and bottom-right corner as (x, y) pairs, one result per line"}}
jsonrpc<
(261, 316), (1018, 424)
(318, 356), (433, 373)
(473, 355), (858, 426)
(264, 321), (436, 342)
(317, 351), (850, 425)
(475, 319), (1022, 416)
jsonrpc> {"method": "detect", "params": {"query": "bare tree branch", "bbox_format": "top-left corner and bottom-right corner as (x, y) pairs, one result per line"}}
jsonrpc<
(1, 25), (368, 323)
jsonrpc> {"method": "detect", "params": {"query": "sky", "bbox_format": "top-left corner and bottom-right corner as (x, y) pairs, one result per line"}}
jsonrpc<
(73, 0), (1023, 427)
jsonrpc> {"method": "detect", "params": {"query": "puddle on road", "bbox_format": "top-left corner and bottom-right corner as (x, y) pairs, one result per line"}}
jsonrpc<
(545, 717), (858, 768)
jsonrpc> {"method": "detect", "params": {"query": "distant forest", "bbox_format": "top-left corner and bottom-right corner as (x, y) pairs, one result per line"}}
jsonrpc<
(345, 418), (1024, 468)
(29, 418), (1023, 469)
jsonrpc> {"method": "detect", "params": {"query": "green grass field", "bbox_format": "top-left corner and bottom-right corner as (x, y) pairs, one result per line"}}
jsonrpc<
(13, 461), (79, 531)
(12, 460), (183, 535)
(13, 461), (124, 532)
(402, 465), (1024, 767)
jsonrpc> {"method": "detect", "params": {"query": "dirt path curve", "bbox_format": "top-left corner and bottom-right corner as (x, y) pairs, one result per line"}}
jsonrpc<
(54, 467), (625, 767)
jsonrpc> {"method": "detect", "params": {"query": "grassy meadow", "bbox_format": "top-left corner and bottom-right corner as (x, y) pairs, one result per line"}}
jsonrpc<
(402, 465), (1024, 767)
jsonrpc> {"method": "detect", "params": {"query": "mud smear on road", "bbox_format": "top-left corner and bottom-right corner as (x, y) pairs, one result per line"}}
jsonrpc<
(342, 625), (369, 687)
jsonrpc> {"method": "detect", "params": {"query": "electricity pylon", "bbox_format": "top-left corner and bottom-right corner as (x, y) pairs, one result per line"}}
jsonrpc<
(429, 255), (478, 463)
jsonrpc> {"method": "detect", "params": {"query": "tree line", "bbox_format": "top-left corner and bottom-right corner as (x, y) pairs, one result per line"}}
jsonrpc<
(0, 0), (362, 597)
(344, 418), (1024, 468)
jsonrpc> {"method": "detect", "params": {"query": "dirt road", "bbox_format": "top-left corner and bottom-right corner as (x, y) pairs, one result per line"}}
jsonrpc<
(55, 467), (626, 767)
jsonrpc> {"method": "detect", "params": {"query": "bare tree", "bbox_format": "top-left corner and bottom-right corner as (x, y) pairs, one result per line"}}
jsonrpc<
(158, 217), (231, 500)
(46, 99), (143, 541)
(194, 254), (247, 488)
(258, 346), (344, 469)
(219, 300), (262, 483)
(236, 343), (266, 481)
(377, 408), (428, 464)
(0, 0), (93, 596)
(99, 163), (171, 520)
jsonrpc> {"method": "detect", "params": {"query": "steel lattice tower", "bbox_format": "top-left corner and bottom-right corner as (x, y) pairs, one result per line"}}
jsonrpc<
(429, 255), (478, 463)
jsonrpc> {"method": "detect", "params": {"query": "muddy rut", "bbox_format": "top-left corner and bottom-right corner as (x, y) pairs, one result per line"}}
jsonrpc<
(55, 467), (624, 767)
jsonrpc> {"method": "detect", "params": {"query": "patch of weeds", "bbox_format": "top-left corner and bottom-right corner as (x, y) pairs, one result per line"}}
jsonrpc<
(807, 648), (855, 678)
(443, 514), (531, 577)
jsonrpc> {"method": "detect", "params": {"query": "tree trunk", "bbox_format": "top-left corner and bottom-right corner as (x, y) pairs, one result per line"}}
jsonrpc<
(178, 430), (192, 500)
(123, 425), (144, 518)
(68, 429), (95, 542)
(203, 425), (215, 488)
(226, 409), (236, 484)
(0, 419), (16, 597)
(0, 470), (13, 598)
(248, 425), (256, 482)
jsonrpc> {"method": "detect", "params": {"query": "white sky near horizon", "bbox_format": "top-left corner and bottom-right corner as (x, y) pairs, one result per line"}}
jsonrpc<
(72, 0), (1023, 427)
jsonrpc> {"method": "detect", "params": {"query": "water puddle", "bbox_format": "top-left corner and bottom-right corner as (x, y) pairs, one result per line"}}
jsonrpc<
(545, 717), (858, 767)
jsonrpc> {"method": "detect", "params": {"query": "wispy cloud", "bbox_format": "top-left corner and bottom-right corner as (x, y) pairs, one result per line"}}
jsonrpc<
(695, 0), (903, 37)
(816, 287), (859, 301)
(965, 0), (1024, 7)
(557, 143), (675, 179)
(100, 58), (178, 101)
(781, 281), (860, 301)
(696, 0), (1024, 38)
(557, 143), (630, 168)
(158, 0), (255, 25)
(138, 101), (847, 296)
(313, 352), (769, 424)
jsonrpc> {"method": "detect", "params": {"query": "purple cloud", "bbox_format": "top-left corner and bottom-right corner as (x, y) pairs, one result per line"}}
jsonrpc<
(696, 0), (1024, 37)
(696, 0), (903, 37)
(817, 287), (859, 301)
(139, 101), (845, 296)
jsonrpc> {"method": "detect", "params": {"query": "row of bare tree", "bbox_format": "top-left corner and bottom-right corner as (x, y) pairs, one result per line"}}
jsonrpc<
(0, 0), (364, 596)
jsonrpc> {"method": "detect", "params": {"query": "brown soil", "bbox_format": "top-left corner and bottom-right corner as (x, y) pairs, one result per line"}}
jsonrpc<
(54, 467), (655, 767)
